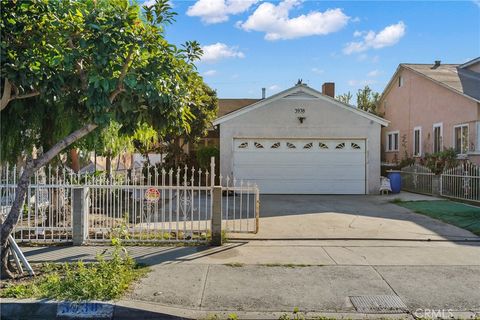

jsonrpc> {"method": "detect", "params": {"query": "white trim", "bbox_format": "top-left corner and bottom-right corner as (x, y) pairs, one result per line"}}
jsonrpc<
(460, 57), (480, 68)
(386, 130), (399, 152)
(453, 123), (469, 154)
(213, 84), (389, 127)
(380, 65), (480, 104)
(433, 122), (443, 153)
(413, 126), (422, 157)
(477, 121), (480, 153)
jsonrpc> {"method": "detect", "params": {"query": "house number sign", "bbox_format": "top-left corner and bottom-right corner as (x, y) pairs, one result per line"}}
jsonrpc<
(294, 108), (305, 114)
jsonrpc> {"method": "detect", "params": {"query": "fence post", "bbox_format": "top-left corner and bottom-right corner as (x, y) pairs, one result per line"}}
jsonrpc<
(211, 186), (222, 246)
(72, 187), (89, 245)
(210, 156), (215, 187)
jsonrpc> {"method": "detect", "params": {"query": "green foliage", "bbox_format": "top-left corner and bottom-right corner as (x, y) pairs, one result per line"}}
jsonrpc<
(421, 148), (458, 174)
(1, 0), (206, 163)
(0, 245), (147, 300)
(356, 85), (381, 116)
(196, 146), (219, 170)
(336, 91), (353, 104)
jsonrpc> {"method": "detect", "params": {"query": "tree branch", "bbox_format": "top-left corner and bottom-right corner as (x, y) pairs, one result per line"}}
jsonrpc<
(0, 123), (98, 247)
(109, 47), (134, 103)
(68, 38), (88, 90)
(0, 79), (40, 111)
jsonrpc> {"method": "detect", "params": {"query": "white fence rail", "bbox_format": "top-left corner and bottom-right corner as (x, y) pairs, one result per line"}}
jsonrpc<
(441, 163), (480, 203)
(1, 159), (260, 244)
(1, 166), (73, 243)
(400, 164), (435, 195)
(221, 176), (259, 234)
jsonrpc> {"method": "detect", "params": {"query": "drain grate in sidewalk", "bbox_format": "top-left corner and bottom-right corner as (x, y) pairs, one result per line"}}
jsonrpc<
(349, 295), (408, 314)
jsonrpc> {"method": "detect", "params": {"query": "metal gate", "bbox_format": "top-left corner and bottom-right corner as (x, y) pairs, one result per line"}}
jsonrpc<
(1, 159), (260, 244)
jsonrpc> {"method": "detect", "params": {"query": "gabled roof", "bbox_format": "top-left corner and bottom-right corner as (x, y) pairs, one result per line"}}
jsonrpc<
(381, 60), (480, 103)
(460, 57), (480, 68)
(213, 84), (389, 126)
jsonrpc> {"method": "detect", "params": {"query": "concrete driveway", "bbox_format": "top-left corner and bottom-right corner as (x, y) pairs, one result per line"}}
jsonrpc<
(230, 192), (479, 241)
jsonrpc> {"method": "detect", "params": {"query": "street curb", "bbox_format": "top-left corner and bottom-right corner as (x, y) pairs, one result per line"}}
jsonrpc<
(2, 299), (479, 319)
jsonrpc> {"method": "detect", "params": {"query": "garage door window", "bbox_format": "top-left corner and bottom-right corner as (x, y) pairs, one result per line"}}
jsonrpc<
(351, 142), (361, 149)
(303, 142), (313, 149)
(335, 142), (345, 149)
(319, 142), (329, 149)
(287, 142), (296, 149)
(271, 142), (280, 149)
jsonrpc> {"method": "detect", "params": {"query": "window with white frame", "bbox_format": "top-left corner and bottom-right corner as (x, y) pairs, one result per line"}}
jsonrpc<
(386, 131), (399, 151)
(433, 123), (443, 153)
(413, 127), (422, 156)
(454, 124), (469, 154)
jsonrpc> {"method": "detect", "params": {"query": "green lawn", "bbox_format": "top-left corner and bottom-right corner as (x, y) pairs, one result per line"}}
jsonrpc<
(396, 200), (480, 236)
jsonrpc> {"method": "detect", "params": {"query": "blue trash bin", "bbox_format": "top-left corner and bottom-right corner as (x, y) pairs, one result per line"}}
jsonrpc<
(387, 170), (402, 194)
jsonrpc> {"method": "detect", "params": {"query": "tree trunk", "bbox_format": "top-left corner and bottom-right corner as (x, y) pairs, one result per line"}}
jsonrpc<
(69, 149), (80, 172)
(0, 124), (97, 279)
(106, 155), (111, 176)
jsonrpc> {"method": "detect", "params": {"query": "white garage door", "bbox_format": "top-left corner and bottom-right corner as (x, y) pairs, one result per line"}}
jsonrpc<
(233, 139), (366, 194)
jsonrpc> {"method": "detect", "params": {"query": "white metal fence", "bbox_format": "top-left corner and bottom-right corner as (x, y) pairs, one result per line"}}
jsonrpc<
(441, 163), (480, 203)
(1, 165), (73, 243)
(400, 162), (480, 203)
(0, 159), (259, 244)
(400, 164), (435, 195)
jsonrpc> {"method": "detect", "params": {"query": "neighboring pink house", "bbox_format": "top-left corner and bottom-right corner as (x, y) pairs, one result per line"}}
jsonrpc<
(379, 57), (480, 165)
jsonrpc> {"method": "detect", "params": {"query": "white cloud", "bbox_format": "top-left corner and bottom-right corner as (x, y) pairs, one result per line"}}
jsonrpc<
(367, 70), (380, 77)
(203, 69), (218, 76)
(311, 68), (324, 74)
(201, 43), (245, 63)
(187, 0), (258, 24)
(268, 84), (280, 90)
(348, 79), (377, 86)
(473, 0), (480, 7)
(143, 0), (174, 8)
(238, 0), (349, 40)
(343, 21), (406, 54)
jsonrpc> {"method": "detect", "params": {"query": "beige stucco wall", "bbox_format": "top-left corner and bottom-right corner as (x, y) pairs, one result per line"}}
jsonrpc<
(466, 62), (480, 73)
(218, 95), (383, 194)
(379, 67), (480, 165)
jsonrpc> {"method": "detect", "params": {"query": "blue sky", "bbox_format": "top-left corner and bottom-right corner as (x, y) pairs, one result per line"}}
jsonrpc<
(146, 0), (480, 100)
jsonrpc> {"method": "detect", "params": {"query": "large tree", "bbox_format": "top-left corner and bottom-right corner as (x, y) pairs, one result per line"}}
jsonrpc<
(0, 0), (206, 278)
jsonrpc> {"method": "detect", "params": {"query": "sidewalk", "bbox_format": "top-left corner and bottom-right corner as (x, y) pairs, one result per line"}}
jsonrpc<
(19, 240), (480, 319)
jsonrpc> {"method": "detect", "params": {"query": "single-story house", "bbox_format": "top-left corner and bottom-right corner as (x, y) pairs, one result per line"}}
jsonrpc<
(212, 82), (389, 194)
(378, 57), (480, 165)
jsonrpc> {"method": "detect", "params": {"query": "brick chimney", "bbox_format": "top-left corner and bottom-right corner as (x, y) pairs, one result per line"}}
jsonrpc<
(322, 82), (335, 98)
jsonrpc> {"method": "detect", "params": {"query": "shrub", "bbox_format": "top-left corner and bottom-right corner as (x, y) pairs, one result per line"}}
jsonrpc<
(421, 148), (458, 174)
(1, 245), (147, 301)
(196, 146), (219, 170)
